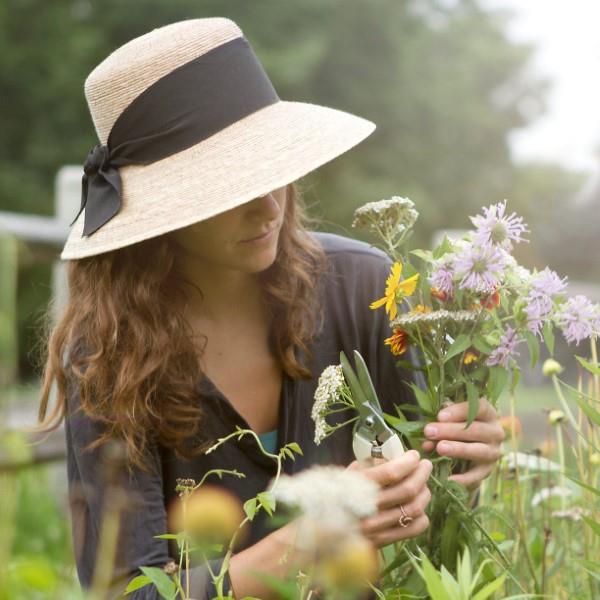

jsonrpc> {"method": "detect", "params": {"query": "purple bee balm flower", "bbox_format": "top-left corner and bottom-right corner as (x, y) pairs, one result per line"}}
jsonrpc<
(429, 256), (455, 295)
(454, 243), (508, 294)
(555, 295), (600, 345)
(486, 327), (523, 368)
(470, 200), (530, 251)
(524, 268), (568, 338)
(524, 294), (553, 337)
(530, 267), (568, 296)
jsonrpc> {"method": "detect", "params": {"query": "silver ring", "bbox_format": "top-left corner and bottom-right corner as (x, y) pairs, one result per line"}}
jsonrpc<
(398, 504), (414, 528)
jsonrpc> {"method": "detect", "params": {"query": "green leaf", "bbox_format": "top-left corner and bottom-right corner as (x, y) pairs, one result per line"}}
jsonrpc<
(444, 334), (471, 362)
(566, 475), (600, 497)
(407, 381), (434, 414)
(472, 574), (507, 600)
(257, 491), (276, 516)
(466, 381), (479, 427)
(583, 516), (600, 538)
(124, 575), (152, 594)
(472, 335), (493, 355)
(486, 366), (509, 404)
(440, 514), (459, 571)
(543, 321), (555, 356)
(569, 389), (600, 427)
(340, 350), (368, 407)
(244, 497), (258, 521)
(385, 416), (426, 435)
(410, 248), (433, 262)
(524, 331), (539, 370)
(353, 349), (382, 410)
(286, 442), (303, 455)
(433, 235), (454, 260)
(575, 355), (600, 375)
(421, 553), (452, 600)
(139, 567), (177, 600)
(577, 559), (600, 582)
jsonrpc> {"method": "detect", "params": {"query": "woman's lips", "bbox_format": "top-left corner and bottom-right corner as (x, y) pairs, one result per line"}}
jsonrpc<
(240, 226), (276, 243)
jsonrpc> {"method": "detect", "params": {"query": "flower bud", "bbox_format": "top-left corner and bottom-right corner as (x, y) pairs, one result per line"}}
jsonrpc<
(542, 359), (563, 377)
(548, 410), (565, 425)
(590, 453), (600, 466)
(499, 415), (522, 439)
(168, 485), (245, 544)
(316, 535), (379, 592)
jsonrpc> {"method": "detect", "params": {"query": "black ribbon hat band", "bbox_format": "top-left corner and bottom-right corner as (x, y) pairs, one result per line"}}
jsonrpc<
(73, 36), (280, 237)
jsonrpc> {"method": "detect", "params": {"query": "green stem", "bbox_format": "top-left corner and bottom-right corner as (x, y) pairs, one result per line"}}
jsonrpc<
(509, 390), (539, 590)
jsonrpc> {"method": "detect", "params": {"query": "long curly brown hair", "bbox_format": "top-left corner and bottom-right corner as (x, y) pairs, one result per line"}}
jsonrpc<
(35, 180), (330, 472)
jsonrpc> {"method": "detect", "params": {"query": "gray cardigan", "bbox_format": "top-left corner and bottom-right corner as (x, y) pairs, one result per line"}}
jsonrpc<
(64, 231), (418, 599)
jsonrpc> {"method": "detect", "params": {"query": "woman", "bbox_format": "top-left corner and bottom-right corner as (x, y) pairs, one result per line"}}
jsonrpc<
(37, 18), (504, 599)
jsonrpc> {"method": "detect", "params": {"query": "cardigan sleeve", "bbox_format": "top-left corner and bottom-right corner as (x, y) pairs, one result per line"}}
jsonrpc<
(64, 379), (232, 600)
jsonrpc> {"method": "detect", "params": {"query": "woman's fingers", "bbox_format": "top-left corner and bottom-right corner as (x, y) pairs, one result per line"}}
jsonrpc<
(424, 420), (505, 444)
(435, 440), (502, 463)
(367, 513), (430, 549)
(377, 458), (433, 509)
(449, 461), (495, 489)
(348, 449), (421, 486)
(438, 397), (498, 423)
(360, 485), (431, 535)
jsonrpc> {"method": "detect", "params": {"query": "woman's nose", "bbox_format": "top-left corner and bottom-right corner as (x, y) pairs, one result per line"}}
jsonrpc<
(250, 192), (280, 218)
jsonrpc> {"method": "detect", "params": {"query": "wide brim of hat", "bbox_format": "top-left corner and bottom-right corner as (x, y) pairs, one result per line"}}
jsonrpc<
(60, 100), (376, 260)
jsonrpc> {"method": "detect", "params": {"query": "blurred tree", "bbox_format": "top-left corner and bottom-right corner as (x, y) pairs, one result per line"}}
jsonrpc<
(0, 0), (583, 378)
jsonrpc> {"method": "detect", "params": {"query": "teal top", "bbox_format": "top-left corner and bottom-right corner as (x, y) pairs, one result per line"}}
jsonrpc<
(257, 428), (278, 454)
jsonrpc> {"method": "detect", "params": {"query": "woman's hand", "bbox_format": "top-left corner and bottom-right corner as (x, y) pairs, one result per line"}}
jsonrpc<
(346, 449), (432, 548)
(421, 397), (505, 489)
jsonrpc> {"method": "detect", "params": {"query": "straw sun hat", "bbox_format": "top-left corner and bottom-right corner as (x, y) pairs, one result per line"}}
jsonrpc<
(60, 17), (376, 260)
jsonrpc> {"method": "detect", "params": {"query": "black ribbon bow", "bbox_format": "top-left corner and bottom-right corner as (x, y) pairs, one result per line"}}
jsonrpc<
(70, 36), (279, 239)
(71, 143), (123, 236)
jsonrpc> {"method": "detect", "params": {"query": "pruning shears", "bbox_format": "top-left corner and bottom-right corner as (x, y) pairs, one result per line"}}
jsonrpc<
(340, 350), (406, 466)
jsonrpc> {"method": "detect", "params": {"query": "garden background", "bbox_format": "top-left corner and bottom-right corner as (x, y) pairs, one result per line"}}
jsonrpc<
(1, 1), (599, 598)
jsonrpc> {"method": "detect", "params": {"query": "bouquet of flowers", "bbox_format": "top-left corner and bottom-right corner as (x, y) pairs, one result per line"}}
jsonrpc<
(311, 197), (600, 591)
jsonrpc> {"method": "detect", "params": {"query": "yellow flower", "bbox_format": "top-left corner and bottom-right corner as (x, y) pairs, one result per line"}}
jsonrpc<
(369, 261), (419, 320)
(412, 304), (432, 314)
(463, 351), (478, 365)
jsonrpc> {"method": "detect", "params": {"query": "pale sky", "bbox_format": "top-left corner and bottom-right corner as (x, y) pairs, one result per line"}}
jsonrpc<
(483, 0), (600, 173)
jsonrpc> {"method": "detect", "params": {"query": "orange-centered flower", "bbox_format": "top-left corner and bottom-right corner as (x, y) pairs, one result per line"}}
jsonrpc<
(369, 261), (419, 320)
(480, 289), (501, 310)
(430, 287), (448, 302)
(384, 328), (408, 356)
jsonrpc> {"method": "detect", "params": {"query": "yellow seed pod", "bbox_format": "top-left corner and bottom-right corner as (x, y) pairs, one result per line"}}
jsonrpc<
(542, 359), (563, 377)
(548, 410), (565, 425)
(316, 535), (379, 592)
(169, 485), (245, 544)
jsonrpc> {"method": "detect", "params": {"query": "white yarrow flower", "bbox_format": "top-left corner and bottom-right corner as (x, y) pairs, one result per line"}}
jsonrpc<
(270, 465), (380, 533)
(311, 364), (345, 445)
(352, 196), (419, 235)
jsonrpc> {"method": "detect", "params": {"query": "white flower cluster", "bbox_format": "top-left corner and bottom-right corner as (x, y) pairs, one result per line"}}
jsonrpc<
(390, 309), (480, 330)
(352, 196), (419, 234)
(271, 465), (380, 532)
(311, 364), (345, 445)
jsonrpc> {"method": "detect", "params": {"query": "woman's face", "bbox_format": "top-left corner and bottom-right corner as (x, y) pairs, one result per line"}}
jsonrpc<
(169, 185), (287, 273)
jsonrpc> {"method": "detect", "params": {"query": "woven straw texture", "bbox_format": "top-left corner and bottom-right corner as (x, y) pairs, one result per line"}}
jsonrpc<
(61, 18), (376, 260)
